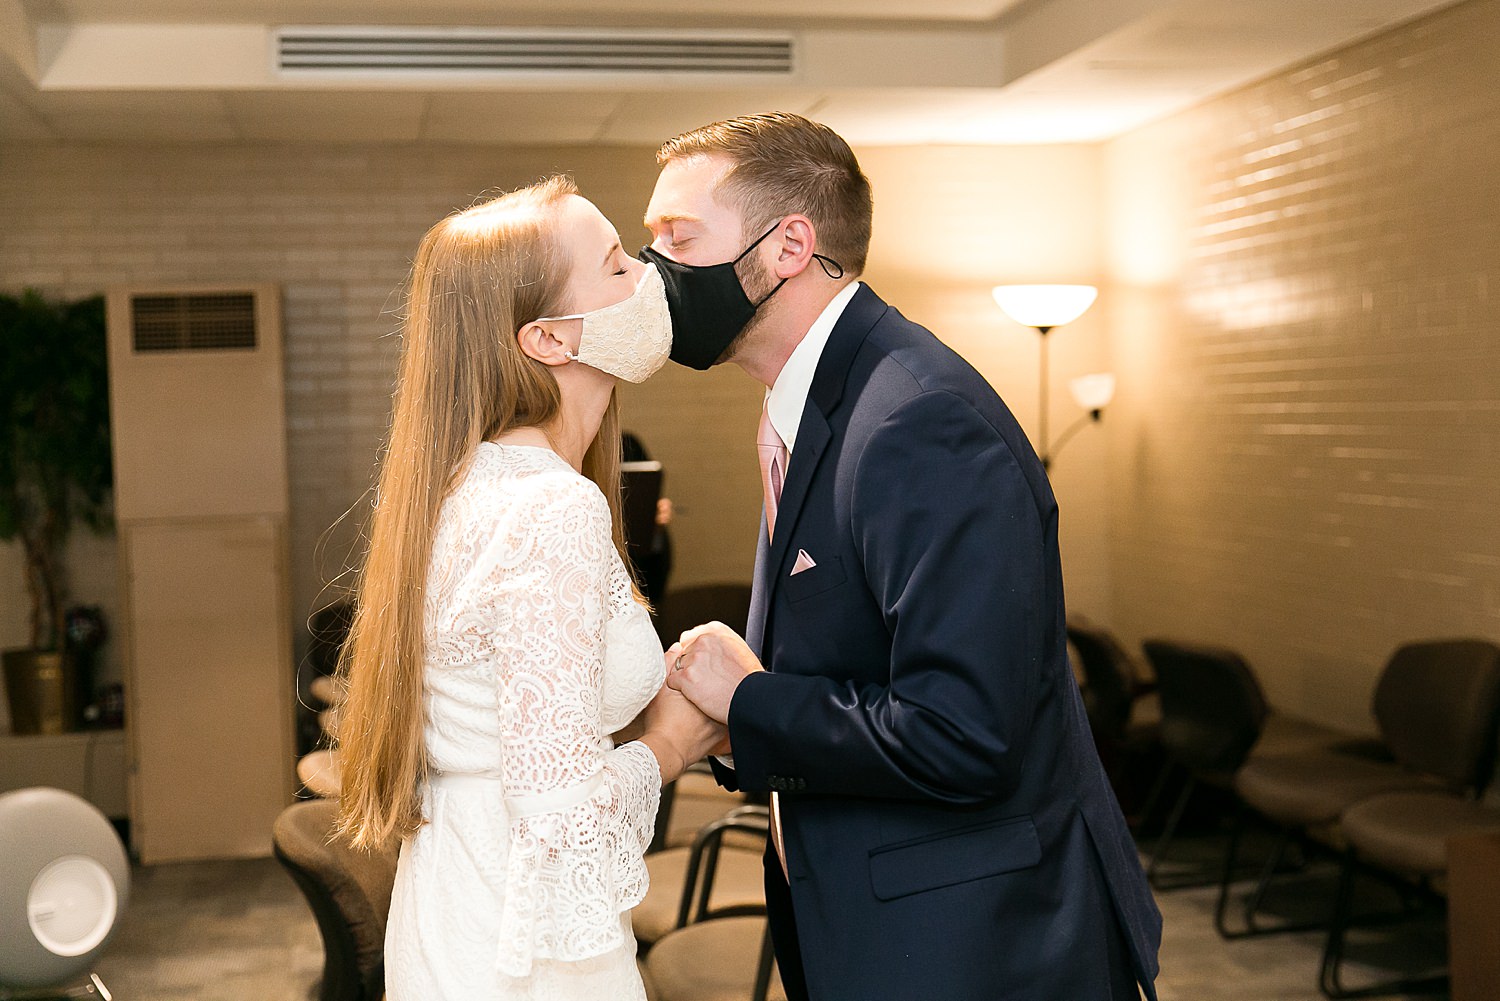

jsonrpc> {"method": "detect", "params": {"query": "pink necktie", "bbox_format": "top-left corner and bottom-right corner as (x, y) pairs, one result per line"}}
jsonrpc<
(758, 402), (789, 542)
(756, 400), (791, 879)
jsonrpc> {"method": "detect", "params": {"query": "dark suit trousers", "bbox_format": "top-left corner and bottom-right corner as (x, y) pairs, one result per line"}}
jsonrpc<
(764, 857), (812, 1001)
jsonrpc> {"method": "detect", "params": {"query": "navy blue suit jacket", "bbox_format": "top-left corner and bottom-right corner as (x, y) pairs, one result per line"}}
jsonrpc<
(713, 286), (1162, 1000)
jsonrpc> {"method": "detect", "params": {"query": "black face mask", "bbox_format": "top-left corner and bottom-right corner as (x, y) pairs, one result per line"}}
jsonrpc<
(639, 223), (845, 371)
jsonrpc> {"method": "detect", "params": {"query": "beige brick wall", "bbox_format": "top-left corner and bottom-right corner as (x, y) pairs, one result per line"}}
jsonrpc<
(0, 143), (767, 686)
(0, 139), (1110, 690)
(1103, 0), (1500, 732)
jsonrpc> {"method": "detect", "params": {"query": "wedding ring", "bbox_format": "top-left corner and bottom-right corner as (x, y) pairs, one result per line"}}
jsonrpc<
(674, 655), (684, 672)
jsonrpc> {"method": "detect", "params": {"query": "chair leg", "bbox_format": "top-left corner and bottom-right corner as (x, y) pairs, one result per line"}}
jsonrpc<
(1243, 828), (1290, 923)
(1318, 850), (1449, 999)
(1318, 849), (1360, 998)
(1214, 803), (1250, 937)
(751, 920), (777, 1001)
(1146, 773), (1196, 888)
(1137, 758), (1177, 836)
(1217, 821), (1331, 939)
(692, 837), (725, 922)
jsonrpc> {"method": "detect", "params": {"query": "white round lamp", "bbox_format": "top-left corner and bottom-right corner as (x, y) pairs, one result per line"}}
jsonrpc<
(0, 787), (128, 997)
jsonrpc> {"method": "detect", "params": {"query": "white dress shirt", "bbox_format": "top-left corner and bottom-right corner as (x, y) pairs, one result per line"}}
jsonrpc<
(764, 281), (863, 455)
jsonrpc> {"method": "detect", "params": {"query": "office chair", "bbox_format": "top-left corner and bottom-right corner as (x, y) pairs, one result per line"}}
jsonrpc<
(272, 798), (397, 1001)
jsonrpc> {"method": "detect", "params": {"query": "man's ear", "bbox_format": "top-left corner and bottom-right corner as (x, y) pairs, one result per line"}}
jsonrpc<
(771, 215), (817, 279)
(516, 319), (575, 368)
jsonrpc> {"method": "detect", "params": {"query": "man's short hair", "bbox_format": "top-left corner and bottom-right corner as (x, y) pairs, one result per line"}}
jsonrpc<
(657, 112), (874, 275)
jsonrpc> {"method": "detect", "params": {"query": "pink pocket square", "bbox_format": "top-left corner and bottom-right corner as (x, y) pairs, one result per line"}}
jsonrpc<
(791, 549), (817, 575)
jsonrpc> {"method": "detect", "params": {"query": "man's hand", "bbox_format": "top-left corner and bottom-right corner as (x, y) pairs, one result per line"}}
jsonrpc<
(665, 621), (764, 724)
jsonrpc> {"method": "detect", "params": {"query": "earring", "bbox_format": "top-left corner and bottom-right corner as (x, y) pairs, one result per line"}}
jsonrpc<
(563, 349), (579, 362)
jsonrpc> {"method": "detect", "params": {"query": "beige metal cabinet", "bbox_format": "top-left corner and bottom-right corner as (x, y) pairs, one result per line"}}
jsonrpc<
(106, 284), (294, 863)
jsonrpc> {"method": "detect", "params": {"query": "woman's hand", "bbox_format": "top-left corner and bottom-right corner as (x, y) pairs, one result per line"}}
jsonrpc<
(638, 666), (728, 784)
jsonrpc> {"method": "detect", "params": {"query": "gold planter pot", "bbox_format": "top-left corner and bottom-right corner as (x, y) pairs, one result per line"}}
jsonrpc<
(2, 648), (75, 735)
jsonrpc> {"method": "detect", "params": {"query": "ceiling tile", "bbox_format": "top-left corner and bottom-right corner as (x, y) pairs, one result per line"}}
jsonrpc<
(421, 90), (622, 143)
(807, 89), (1007, 145)
(597, 88), (824, 145)
(30, 90), (237, 141)
(224, 90), (428, 141)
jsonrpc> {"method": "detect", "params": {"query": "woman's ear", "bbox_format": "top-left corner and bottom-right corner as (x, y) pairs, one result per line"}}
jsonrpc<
(516, 319), (576, 368)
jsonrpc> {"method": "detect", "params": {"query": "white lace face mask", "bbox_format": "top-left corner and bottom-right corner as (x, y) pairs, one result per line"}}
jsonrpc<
(539, 263), (672, 384)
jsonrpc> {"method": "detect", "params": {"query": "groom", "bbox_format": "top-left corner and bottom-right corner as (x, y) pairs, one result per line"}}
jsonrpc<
(649, 113), (1162, 1001)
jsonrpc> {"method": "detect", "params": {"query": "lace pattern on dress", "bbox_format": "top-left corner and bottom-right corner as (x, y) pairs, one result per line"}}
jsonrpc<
(409, 443), (664, 986)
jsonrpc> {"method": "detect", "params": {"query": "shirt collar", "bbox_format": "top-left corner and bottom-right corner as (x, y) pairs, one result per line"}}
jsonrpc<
(766, 281), (862, 454)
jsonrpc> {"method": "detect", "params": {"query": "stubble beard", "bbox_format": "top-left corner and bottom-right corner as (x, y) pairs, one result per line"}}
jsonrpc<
(715, 246), (780, 367)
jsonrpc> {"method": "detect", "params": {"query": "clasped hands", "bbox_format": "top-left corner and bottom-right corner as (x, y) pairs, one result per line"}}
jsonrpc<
(639, 622), (763, 782)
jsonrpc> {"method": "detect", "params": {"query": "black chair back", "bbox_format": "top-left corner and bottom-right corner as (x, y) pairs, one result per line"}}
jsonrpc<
(654, 583), (753, 647)
(1067, 622), (1140, 742)
(1374, 639), (1500, 793)
(308, 600), (355, 678)
(272, 798), (396, 1001)
(1143, 639), (1267, 776)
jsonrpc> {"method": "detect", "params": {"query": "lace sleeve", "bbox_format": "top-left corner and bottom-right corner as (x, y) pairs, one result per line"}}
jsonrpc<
(465, 470), (662, 979)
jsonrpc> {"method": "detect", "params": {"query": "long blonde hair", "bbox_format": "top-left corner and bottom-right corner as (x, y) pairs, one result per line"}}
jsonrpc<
(336, 175), (633, 850)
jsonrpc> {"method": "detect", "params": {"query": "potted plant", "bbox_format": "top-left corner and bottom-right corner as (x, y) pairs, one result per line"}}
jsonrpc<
(0, 289), (113, 734)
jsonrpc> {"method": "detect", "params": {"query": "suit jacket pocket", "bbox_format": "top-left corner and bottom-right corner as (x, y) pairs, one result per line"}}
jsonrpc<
(868, 815), (1041, 901)
(783, 555), (846, 603)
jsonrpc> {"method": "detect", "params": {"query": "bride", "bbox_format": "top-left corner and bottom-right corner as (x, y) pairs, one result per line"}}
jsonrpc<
(335, 175), (725, 1000)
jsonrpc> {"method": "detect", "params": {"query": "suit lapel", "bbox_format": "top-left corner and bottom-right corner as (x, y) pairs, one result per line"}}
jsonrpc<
(751, 285), (888, 658)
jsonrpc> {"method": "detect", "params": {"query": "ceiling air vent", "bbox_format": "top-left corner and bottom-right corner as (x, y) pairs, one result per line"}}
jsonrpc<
(276, 26), (794, 76)
(131, 293), (257, 353)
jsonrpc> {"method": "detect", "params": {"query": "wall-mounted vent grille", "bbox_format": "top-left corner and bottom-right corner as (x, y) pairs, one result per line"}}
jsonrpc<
(131, 293), (257, 353)
(276, 27), (794, 76)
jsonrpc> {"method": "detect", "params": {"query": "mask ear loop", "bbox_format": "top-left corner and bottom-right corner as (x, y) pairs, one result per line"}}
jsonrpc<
(732, 215), (847, 279)
(732, 222), (783, 265)
(738, 220), (846, 306)
(748, 254), (847, 308)
(813, 254), (845, 279)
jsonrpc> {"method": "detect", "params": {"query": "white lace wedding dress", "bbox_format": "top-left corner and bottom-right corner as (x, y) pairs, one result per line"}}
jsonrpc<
(385, 441), (666, 1001)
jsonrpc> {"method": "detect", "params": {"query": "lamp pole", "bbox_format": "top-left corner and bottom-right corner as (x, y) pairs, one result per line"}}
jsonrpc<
(991, 284), (1106, 472)
(1036, 325), (1053, 469)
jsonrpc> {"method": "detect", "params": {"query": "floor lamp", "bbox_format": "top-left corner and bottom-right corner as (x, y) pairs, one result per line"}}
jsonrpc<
(991, 284), (1113, 469)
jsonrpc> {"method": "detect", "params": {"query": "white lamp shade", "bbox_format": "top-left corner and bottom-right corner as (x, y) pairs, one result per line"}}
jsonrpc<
(991, 284), (1098, 329)
(1069, 373), (1116, 411)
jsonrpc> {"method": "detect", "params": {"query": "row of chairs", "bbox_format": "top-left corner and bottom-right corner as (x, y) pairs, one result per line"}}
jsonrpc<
(1071, 625), (1500, 999)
